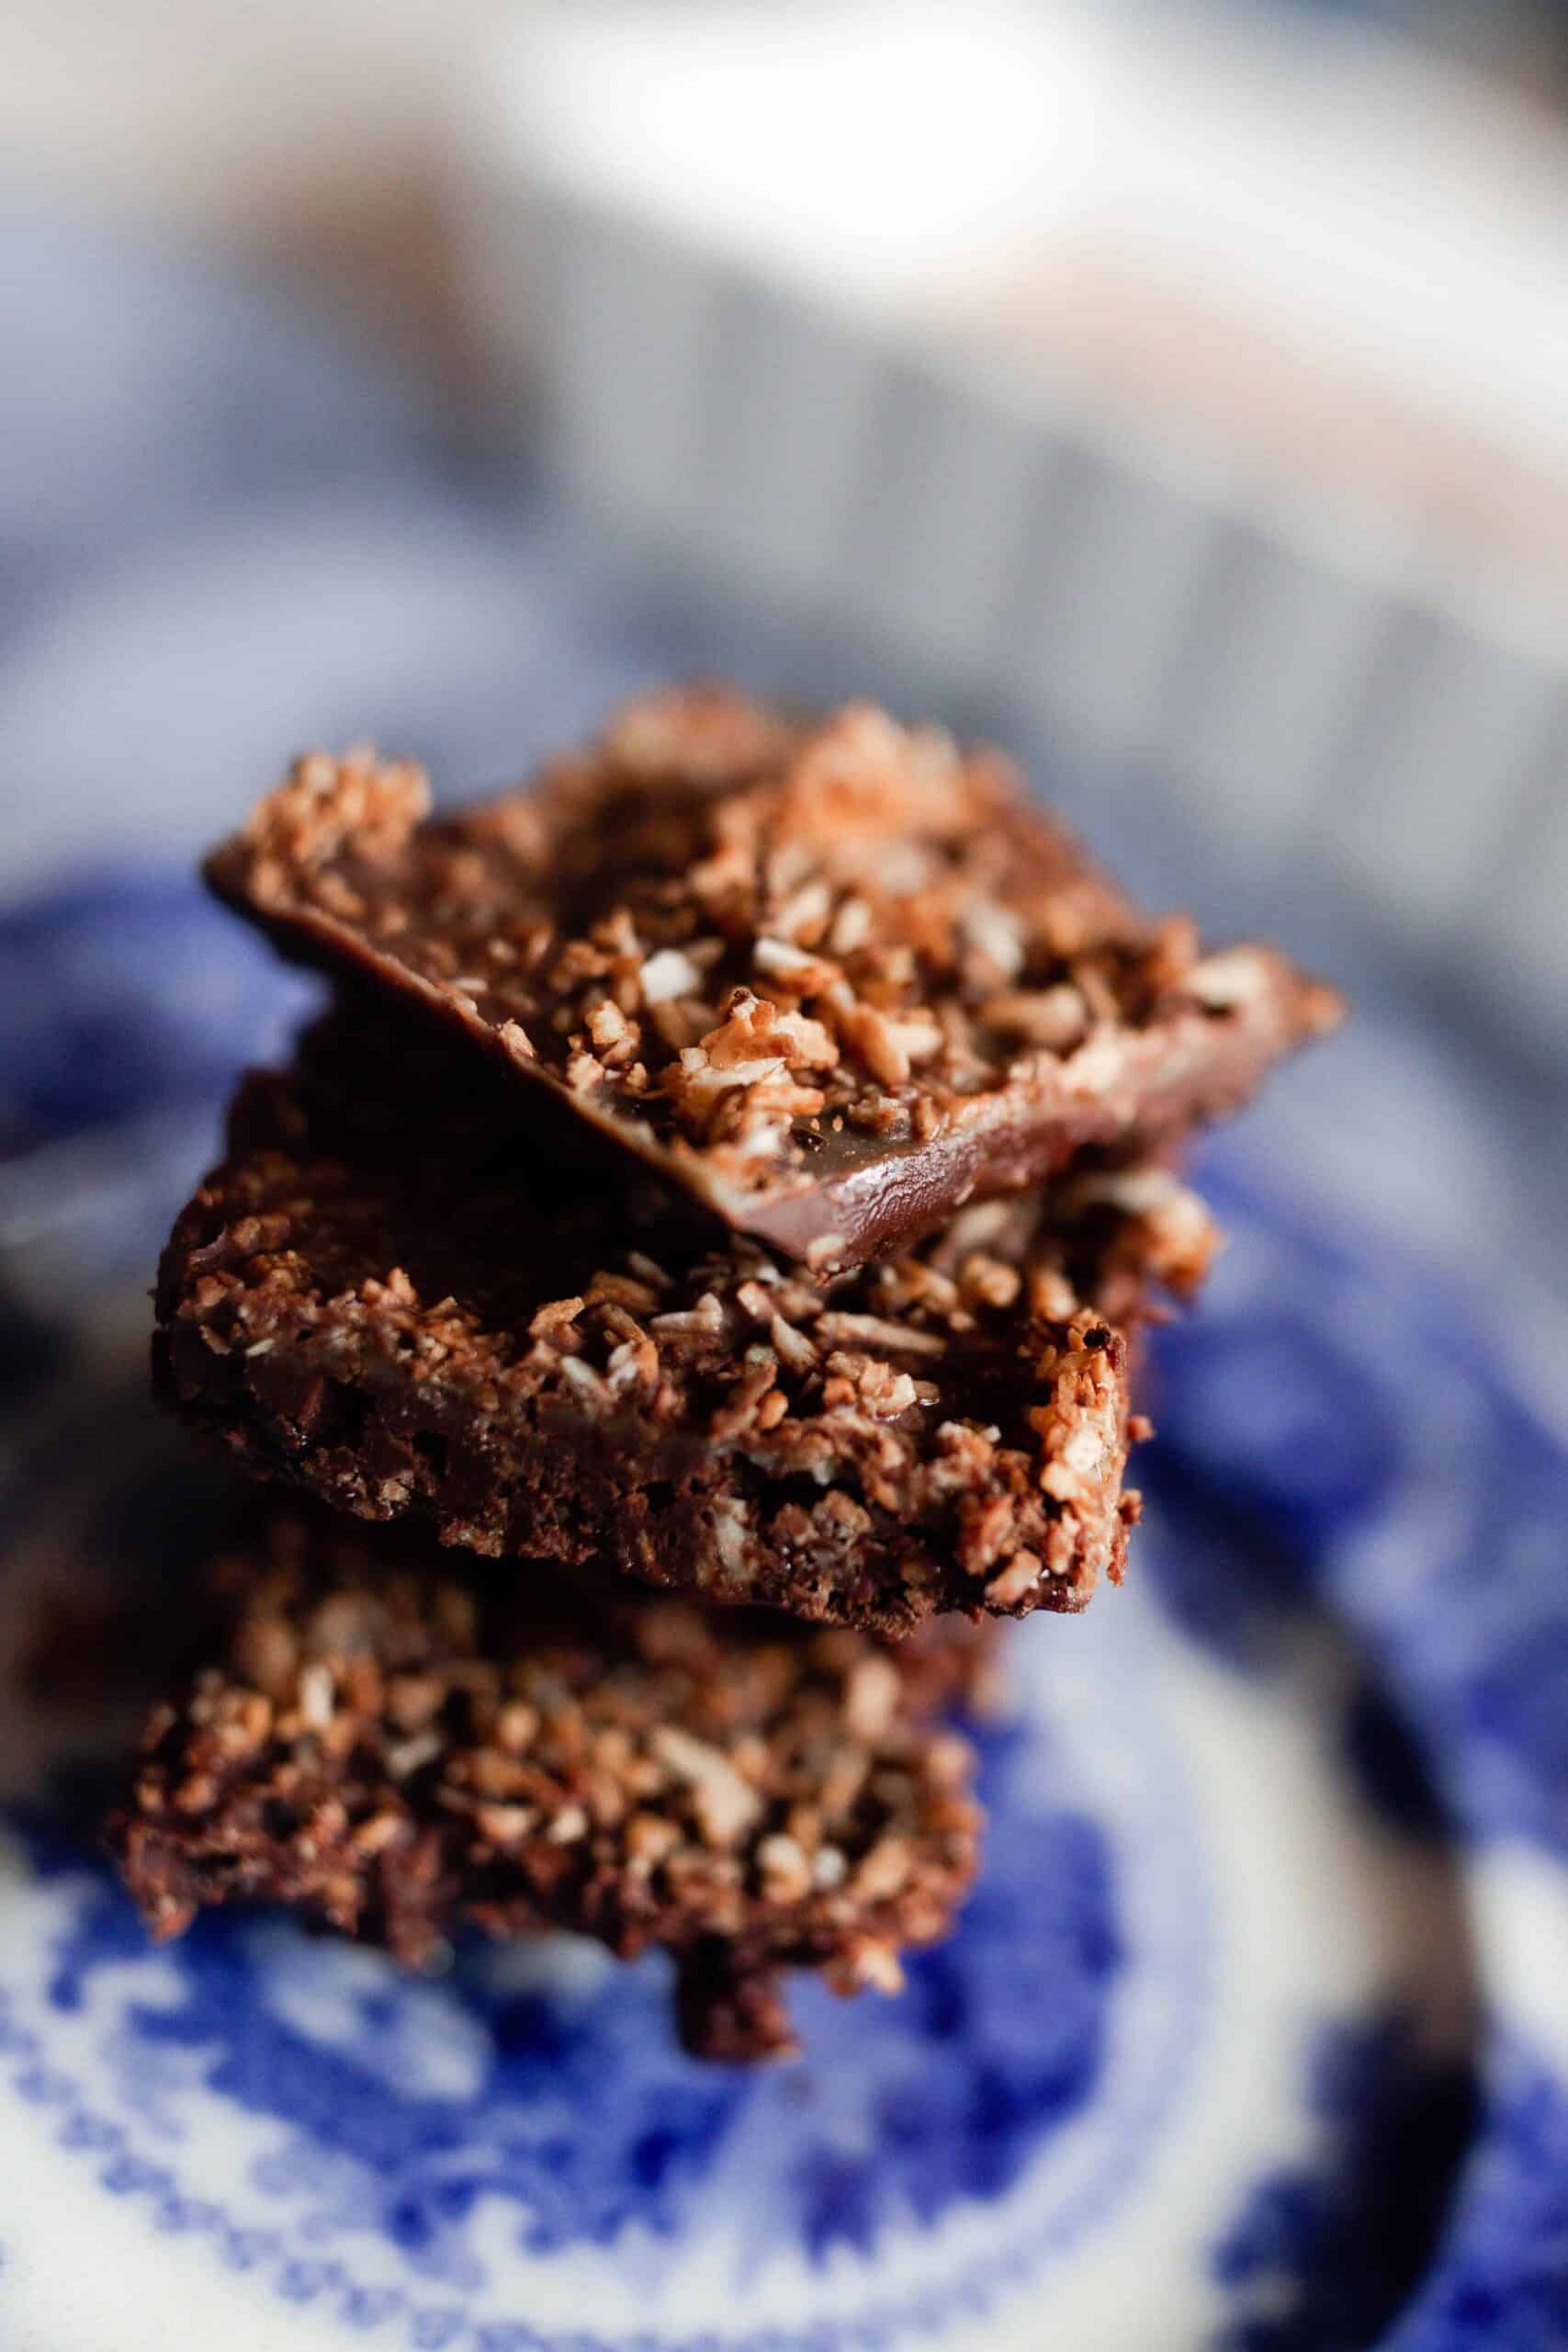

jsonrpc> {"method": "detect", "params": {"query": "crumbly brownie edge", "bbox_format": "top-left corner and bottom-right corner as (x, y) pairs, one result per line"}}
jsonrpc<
(152, 1079), (1211, 1631)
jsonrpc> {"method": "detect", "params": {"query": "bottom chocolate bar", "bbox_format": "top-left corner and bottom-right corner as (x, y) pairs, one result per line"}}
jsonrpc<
(109, 1508), (991, 2061)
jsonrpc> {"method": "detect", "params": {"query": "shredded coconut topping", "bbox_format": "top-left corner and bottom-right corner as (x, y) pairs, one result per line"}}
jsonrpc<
(207, 686), (1339, 1261)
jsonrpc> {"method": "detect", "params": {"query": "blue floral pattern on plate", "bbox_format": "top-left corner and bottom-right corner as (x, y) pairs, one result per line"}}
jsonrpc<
(5, 1726), (1122, 2276)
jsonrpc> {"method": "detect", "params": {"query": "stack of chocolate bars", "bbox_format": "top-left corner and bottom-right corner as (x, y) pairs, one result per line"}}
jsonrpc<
(113, 688), (1338, 2058)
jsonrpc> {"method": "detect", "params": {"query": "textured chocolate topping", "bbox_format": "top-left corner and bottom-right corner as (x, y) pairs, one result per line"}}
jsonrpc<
(206, 686), (1338, 1271)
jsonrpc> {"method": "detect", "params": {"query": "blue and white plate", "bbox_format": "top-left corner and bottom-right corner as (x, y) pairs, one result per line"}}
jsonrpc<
(1, 879), (1564, 2352)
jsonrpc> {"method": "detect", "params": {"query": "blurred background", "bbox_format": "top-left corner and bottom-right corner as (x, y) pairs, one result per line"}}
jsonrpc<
(0, 0), (1564, 1379)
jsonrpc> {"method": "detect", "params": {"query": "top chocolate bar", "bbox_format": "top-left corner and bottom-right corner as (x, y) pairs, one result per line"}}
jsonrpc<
(208, 686), (1340, 1269)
